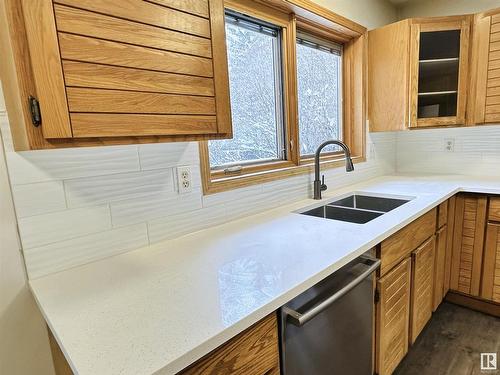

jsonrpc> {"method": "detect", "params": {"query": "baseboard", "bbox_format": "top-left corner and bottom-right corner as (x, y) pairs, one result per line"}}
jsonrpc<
(445, 291), (500, 318)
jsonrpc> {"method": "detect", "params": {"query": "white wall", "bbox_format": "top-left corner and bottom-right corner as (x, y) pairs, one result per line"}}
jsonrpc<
(0, 89), (55, 375)
(313, 0), (397, 29)
(397, 0), (500, 19)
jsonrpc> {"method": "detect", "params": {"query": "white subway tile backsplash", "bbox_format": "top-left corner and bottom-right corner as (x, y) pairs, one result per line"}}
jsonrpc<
(65, 169), (174, 208)
(6, 145), (140, 184)
(12, 181), (67, 218)
(148, 204), (227, 244)
(202, 184), (263, 208)
(396, 124), (500, 176)
(138, 142), (199, 170)
(24, 224), (148, 279)
(18, 205), (111, 249)
(110, 189), (203, 227)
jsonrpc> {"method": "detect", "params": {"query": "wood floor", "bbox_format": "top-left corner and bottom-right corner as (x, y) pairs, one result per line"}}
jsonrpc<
(394, 302), (500, 375)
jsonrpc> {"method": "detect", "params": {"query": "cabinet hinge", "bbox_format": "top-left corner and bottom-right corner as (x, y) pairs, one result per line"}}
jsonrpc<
(374, 289), (380, 304)
(28, 96), (41, 127)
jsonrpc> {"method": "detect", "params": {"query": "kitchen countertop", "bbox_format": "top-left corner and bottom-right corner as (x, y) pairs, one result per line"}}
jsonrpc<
(29, 175), (500, 375)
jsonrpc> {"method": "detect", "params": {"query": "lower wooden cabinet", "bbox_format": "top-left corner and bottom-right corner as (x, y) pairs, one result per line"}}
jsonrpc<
(179, 314), (280, 375)
(410, 236), (435, 344)
(433, 225), (448, 311)
(450, 194), (487, 296)
(376, 258), (412, 375)
(481, 223), (500, 302)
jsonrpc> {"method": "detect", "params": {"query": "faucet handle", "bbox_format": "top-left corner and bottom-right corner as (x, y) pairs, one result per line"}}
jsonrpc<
(321, 175), (327, 191)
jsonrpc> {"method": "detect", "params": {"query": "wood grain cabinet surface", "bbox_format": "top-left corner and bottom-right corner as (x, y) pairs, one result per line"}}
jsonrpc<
(481, 223), (500, 302)
(450, 194), (488, 297)
(376, 258), (412, 375)
(369, 15), (471, 131)
(178, 313), (280, 375)
(0, 0), (232, 150)
(379, 208), (436, 276)
(433, 225), (448, 311)
(469, 10), (500, 124)
(410, 236), (435, 344)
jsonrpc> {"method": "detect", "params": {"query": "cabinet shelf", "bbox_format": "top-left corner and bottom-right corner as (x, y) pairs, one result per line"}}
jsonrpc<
(419, 57), (459, 64)
(418, 90), (458, 96)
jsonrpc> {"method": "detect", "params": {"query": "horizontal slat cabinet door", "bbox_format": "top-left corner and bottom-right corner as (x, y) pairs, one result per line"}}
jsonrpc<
(484, 11), (500, 123)
(438, 201), (448, 228)
(450, 194), (488, 296)
(433, 225), (447, 311)
(376, 258), (411, 375)
(443, 196), (456, 294)
(489, 197), (500, 222)
(481, 223), (500, 302)
(178, 314), (280, 375)
(410, 236), (435, 344)
(22, 0), (231, 140)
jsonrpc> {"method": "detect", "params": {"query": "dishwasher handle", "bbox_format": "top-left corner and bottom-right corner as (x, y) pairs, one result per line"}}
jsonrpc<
(283, 256), (381, 327)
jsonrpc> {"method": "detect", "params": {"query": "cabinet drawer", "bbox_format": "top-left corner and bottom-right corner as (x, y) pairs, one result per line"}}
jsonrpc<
(489, 197), (500, 222)
(179, 314), (279, 375)
(438, 201), (448, 228)
(410, 236), (435, 344)
(380, 208), (436, 276)
(376, 258), (411, 375)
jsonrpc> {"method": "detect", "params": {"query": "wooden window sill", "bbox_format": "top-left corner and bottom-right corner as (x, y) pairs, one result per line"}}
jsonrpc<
(201, 152), (365, 195)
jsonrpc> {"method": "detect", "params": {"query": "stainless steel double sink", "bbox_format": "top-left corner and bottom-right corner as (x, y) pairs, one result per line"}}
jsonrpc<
(299, 193), (412, 224)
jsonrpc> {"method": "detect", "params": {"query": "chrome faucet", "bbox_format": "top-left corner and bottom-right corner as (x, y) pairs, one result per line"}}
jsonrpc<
(313, 140), (354, 200)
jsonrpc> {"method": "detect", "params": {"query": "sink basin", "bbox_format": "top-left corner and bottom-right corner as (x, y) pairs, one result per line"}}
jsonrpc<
(298, 193), (412, 224)
(329, 194), (410, 213)
(301, 205), (383, 224)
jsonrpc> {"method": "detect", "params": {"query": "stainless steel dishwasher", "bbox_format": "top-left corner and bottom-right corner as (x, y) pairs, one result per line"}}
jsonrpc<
(279, 254), (380, 375)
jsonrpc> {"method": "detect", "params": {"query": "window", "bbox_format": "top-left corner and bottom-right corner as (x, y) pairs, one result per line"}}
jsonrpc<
(199, 1), (366, 194)
(208, 12), (285, 170)
(296, 35), (343, 157)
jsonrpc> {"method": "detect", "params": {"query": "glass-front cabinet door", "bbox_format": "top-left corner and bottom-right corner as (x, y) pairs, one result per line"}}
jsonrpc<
(409, 18), (471, 127)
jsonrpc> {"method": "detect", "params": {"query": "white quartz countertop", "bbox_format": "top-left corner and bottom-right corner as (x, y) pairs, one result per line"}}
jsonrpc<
(29, 175), (500, 375)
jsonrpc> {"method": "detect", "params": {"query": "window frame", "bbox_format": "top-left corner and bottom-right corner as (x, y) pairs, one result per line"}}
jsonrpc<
(209, 10), (287, 171)
(199, 0), (367, 195)
(295, 32), (344, 160)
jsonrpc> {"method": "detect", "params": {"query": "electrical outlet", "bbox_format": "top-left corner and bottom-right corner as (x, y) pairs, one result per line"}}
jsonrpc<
(444, 138), (455, 152)
(176, 166), (192, 194)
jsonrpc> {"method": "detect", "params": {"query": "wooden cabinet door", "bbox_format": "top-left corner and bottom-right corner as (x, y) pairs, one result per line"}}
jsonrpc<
(443, 196), (456, 295)
(21, 0), (231, 139)
(433, 225), (447, 311)
(376, 258), (412, 375)
(410, 236), (435, 344)
(481, 223), (500, 302)
(409, 17), (471, 127)
(179, 314), (279, 375)
(450, 194), (488, 296)
(470, 10), (500, 124)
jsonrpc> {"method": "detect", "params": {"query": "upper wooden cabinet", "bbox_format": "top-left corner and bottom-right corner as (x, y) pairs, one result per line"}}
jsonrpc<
(0, 0), (232, 150)
(469, 8), (500, 124)
(369, 15), (472, 131)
